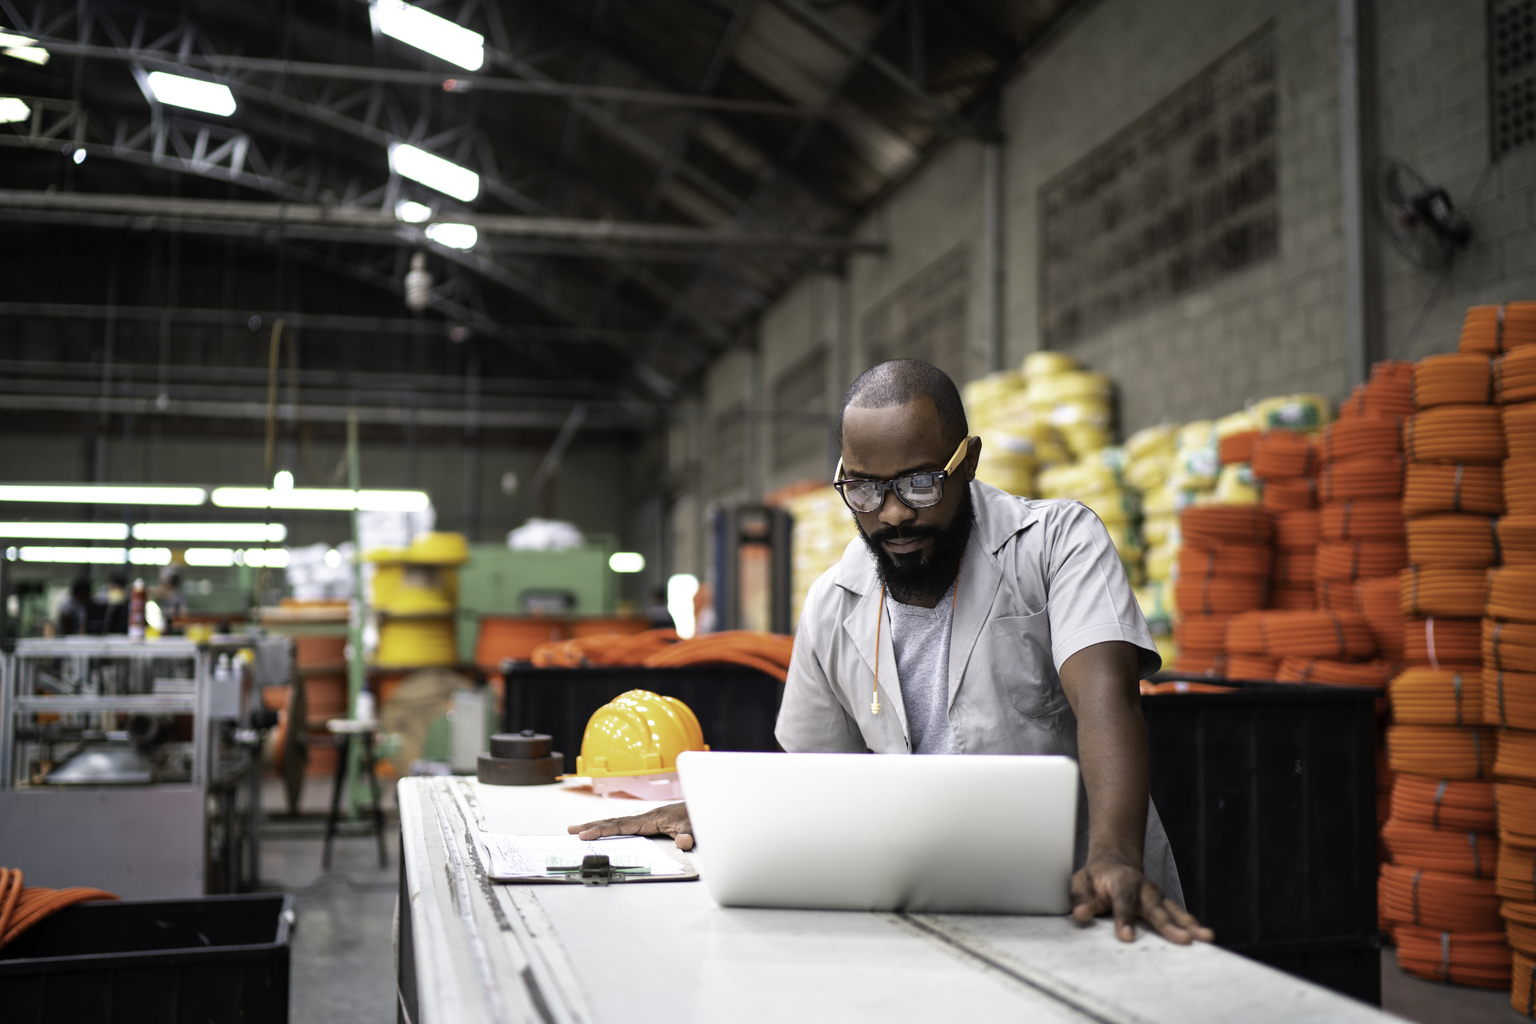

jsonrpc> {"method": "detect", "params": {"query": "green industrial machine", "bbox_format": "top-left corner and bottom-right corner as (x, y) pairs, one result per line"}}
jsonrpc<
(453, 539), (618, 662)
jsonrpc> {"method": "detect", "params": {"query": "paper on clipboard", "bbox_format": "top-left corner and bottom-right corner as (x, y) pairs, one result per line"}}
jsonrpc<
(481, 833), (693, 882)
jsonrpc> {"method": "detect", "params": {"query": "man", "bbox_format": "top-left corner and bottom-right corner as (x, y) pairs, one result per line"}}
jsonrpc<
(573, 359), (1211, 945)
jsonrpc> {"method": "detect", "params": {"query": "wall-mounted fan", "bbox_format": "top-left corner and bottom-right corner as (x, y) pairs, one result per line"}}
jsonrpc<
(1374, 159), (1473, 270)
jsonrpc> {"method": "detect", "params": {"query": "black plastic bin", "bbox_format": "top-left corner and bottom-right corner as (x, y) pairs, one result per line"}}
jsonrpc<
(502, 663), (784, 774)
(1143, 676), (1380, 1005)
(0, 893), (293, 1024)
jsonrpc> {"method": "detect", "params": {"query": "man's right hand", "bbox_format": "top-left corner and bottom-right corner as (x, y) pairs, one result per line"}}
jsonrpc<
(568, 801), (694, 850)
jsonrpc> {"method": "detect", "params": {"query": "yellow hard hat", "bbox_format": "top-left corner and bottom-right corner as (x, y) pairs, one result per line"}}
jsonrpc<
(576, 689), (707, 778)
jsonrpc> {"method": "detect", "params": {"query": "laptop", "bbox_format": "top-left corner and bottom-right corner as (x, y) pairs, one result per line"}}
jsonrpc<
(675, 750), (1079, 914)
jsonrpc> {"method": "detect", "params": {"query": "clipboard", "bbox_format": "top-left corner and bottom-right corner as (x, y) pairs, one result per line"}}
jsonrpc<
(481, 833), (699, 885)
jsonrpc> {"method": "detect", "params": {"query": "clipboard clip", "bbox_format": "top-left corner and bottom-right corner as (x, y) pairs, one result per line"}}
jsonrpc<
(579, 854), (612, 886)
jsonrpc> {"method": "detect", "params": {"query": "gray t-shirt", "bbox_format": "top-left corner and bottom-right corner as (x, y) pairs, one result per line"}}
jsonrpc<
(887, 584), (960, 754)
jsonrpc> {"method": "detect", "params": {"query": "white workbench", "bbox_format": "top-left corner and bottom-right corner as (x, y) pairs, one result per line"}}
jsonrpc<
(397, 776), (1398, 1024)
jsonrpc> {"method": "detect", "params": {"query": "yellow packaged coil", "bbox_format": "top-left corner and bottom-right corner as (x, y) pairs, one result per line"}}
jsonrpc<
(1250, 393), (1333, 432)
(1215, 409), (1261, 438)
(1125, 424), (1180, 462)
(1124, 452), (1174, 492)
(1022, 351), (1079, 377)
(1145, 543), (1178, 581)
(1142, 514), (1180, 546)
(1213, 463), (1260, 505)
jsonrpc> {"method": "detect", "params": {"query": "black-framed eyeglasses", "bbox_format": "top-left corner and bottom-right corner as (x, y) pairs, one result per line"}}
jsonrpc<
(833, 436), (976, 514)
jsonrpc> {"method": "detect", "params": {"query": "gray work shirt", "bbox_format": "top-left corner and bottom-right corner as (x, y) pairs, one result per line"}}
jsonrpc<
(775, 480), (1183, 904)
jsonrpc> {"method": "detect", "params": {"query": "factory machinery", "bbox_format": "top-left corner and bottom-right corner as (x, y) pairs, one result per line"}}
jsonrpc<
(0, 634), (291, 898)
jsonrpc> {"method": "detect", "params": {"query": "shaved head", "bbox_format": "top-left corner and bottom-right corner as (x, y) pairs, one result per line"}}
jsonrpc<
(839, 359), (968, 451)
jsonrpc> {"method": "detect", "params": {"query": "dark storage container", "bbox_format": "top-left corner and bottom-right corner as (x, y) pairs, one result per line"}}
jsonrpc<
(0, 893), (293, 1024)
(1143, 677), (1380, 1005)
(502, 663), (784, 774)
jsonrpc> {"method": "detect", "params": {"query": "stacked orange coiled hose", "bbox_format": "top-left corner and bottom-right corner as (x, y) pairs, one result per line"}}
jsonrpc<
(1277, 657), (1395, 687)
(1340, 361), (1416, 420)
(1172, 576), (1267, 615)
(0, 868), (117, 949)
(1388, 724), (1497, 777)
(1225, 654), (1280, 680)
(1499, 782), (1536, 843)
(1389, 667), (1484, 725)
(1271, 549), (1316, 587)
(1139, 679), (1235, 695)
(1496, 347), (1536, 404)
(1510, 459), (1536, 514)
(1315, 540), (1409, 581)
(1407, 616), (1484, 667)
(1404, 406), (1508, 464)
(1509, 899), (1536, 949)
(1414, 353), (1496, 408)
(1500, 516), (1536, 564)
(1497, 728), (1536, 783)
(1175, 543), (1271, 579)
(1320, 499), (1406, 541)
(1406, 514), (1502, 568)
(1458, 302), (1536, 355)
(1275, 509), (1321, 549)
(1219, 430), (1261, 464)
(1353, 576), (1410, 659)
(1181, 506), (1272, 546)
(1173, 613), (1232, 652)
(1380, 862), (1502, 930)
(1488, 620), (1536, 672)
(1514, 950), (1536, 1016)
(1400, 566), (1489, 618)
(1171, 650), (1228, 676)
(1500, 841), (1536, 900)
(1382, 818), (1499, 877)
(1509, 403), (1536, 458)
(1225, 610), (1375, 658)
(1391, 776), (1496, 832)
(531, 629), (679, 667)
(1403, 462), (1505, 516)
(1489, 567), (1536, 623)
(1261, 476), (1318, 512)
(640, 631), (796, 680)
(1271, 587), (1317, 610)
(1394, 925), (1512, 987)
(1484, 671), (1536, 729)
(1320, 456), (1404, 501)
(1322, 417), (1405, 461)
(1251, 432), (1316, 479)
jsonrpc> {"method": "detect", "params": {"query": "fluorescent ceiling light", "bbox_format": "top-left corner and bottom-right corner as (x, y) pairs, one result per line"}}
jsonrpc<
(132, 523), (287, 543)
(0, 97), (30, 123)
(273, 469), (294, 491)
(395, 199), (432, 223)
(0, 31), (34, 46)
(388, 142), (478, 202)
(369, 1), (484, 71)
(16, 546), (170, 565)
(144, 71), (237, 117)
(0, 484), (207, 505)
(0, 522), (128, 540)
(240, 548), (290, 568)
(210, 487), (430, 512)
(184, 548), (236, 567)
(0, 33), (47, 65)
(71, 147), (85, 164)
(425, 222), (477, 250)
(609, 552), (646, 573)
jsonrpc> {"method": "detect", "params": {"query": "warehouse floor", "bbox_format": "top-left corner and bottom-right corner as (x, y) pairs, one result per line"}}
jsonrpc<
(1382, 949), (1525, 1023)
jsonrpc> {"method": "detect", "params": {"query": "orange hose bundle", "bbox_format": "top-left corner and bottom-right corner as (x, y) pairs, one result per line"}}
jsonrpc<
(0, 867), (118, 949)
(1271, 549), (1316, 587)
(1272, 586), (1318, 610)
(1275, 509), (1321, 549)
(1507, 899), (1536, 950)
(1489, 567), (1536, 623)
(1387, 724), (1497, 778)
(1219, 431), (1261, 464)
(1171, 650), (1227, 677)
(1175, 543), (1272, 579)
(1404, 406), (1508, 464)
(1399, 566), (1489, 618)
(1389, 667), (1484, 725)
(1390, 776), (1496, 832)
(1322, 416), (1403, 461)
(1500, 840), (1536, 901)
(640, 630), (796, 681)
(1488, 619), (1536, 672)
(1407, 616), (1484, 667)
(1514, 949), (1536, 1017)
(1392, 925), (1511, 988)
(1339, 361), (1417, 420)
(531, 628), (679, 668)
(1320, 455), (1404, 501)
(1382, 818), (1499, 877)
(1500, 516), (1536, 565)
(1260, 476), (1318, 512)
(1277, 657), (1395, 687)
(1496, 347), (1536, 404)
(1403, 462), (1505, 516)
(1510, 458), (1536, 515)
(1379, 862), (1501, 930)
(1483, 671), (1536, 729)
(1320, 499), (1405, 541)
(1180, 506), (1272, 546)
(1173, 613), (1233, 651)
(1314, 579), (1356, 611)
(1406, 514), (1501, 568)
(1139, 679), (1236, 694)
(1225, 654), (1280, 680)
(1497, 728), (1536, 783)
(1498, 782), (1536, 844)
(1316, 540), (1409, 582)
(1458, 302), (1536, 354)
(1226, 610), (1376, 658)
(1172, 576), (1267, 615)
(1413, 352), (1495, 408)
(1251, 431), (1316, 479)
(1509, 403), (1536, 458)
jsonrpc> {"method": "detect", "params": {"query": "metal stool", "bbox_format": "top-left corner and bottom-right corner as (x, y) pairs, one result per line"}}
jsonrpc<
(322, 719), (388, 870)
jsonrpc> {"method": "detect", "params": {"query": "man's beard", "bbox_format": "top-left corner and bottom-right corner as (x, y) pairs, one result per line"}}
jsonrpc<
(857, 485), (974, 603)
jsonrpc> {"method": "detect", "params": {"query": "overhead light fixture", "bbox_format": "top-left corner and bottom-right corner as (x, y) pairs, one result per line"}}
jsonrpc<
(388, 142), (478, 202)
(395, 199), (432, 223)
(0, 522), (128, 540)
(0, 97), (30, 123)
(369, 1), (484, 71)
(71, 147), (85, 164)
(0, 484), (207, 506)
(425, 222), (477, 250)
(144, 71), (237, 117)
(0, 31), (48, 65)
(239, 548), (291, 568)
(608, 552), (646, 573)
(15, 546), (171, 565)
(132, 523), (288, 543)
(210, 487), (431, 512)
(273, 469), (294, 491)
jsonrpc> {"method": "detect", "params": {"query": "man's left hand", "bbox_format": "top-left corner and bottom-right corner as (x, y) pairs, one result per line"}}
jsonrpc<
(1070, 855), (1214, 944)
